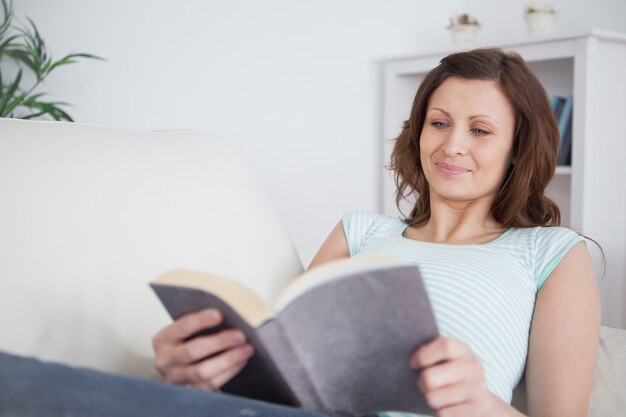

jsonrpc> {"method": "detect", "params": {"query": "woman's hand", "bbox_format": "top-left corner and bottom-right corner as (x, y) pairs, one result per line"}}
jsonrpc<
(152, 308), (254, 391)
(411, 337), (509, 417)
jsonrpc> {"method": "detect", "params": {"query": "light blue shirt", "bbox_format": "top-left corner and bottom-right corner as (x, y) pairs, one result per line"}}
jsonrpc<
(342, 211), (585, 417)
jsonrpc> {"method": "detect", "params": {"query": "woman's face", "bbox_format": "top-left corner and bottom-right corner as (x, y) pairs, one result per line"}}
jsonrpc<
(419, 76), (516, 206)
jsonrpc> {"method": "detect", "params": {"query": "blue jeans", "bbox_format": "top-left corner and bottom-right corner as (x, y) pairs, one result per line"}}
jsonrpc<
(0, 351), (336, 417)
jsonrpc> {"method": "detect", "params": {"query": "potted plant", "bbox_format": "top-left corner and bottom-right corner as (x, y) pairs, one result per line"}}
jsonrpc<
(524, 2), (559, 36)
(0, 0), (102, 120)
(447, 13), (481, 46)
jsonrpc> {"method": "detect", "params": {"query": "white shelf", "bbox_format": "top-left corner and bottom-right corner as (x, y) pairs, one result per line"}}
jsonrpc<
(380, 31), (626, 329)
(555, 166), (572, 175)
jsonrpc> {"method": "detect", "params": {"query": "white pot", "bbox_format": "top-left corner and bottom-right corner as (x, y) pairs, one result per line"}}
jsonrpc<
(448, 24), (480, 46)
(524, 11), (558, 36)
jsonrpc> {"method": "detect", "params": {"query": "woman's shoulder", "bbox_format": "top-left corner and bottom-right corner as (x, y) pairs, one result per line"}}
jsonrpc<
(508, 225), (583, 242)
(342, 210), (405, 231)
(341, 210), (406, 255)
(506, 226), (585, 260)
(508, 226), (586, 289)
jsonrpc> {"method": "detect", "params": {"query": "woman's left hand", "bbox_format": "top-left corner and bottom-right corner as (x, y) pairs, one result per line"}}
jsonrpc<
(410, 337), (506, 417)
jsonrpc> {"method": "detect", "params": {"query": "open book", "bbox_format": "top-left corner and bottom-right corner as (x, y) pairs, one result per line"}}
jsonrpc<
(150, 256), (439, 417)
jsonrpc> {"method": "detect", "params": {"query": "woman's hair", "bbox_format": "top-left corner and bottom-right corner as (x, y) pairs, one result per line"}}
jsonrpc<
(389, 47), (561, 228)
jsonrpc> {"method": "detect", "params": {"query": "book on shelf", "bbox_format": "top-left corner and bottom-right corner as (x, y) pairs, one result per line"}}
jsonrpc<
(150, 255), (439, 417)
(551, 95), (567, 122)
(556, 95), (573, 166)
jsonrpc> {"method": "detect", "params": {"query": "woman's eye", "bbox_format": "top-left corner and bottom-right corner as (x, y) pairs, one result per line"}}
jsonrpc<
(432, 121), (447, 128)
(472, 128), (489, 136)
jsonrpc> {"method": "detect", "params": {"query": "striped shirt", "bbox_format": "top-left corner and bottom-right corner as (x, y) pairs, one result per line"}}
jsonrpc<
(342, 211), (585, 417)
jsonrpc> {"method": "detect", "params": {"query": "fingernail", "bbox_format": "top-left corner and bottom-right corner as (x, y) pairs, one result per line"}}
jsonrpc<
(239, 345), (254, 358)
(231, 331), (245, 343)
(206, 309), (220, 321)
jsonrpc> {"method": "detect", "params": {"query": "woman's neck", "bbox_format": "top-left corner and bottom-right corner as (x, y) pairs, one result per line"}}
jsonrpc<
(406, 196), (505, 244)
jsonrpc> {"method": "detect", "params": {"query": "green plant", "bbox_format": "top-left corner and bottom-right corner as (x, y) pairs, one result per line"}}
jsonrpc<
(0, 0), (102, 121)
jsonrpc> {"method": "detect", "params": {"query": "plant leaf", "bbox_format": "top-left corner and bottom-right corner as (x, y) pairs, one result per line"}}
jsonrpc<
(23, 92), (45, 105)
(20, 109), (48, 119)
(64, 52), (105, 60)
(2, 88), (28, 115)
(0, 68), (21, 115)
(0, 0), (12, 37)
(6, 48), (37, 73)
(53, 106), (73, 121)
(41, 56), (54, 75)
(22, 43), (44, 79)
(46, 52), (104, 74)
(47, 57), (77, 73)
(25, 17), (44, 58)
(43, 102), (73, 121)
(18, 94), (74, 121)
(0, 33), (19, 54)
(17, 20), (49, 80)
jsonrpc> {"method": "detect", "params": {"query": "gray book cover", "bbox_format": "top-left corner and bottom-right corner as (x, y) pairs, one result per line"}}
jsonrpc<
(151, 263), (438, 417)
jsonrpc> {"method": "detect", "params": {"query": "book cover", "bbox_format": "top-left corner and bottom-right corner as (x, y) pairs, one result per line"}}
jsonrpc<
(557, 95), (574, 166)
(551, 95), (566, 123)
(150, 256), (439, 417)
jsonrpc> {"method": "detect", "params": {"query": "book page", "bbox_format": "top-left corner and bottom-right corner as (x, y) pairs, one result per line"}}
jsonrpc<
(273, 255), (406, 312)
(152, 269), (272, 327)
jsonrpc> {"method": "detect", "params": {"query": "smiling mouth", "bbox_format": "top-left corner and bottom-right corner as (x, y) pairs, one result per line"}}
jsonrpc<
(435, 162), (471, 175)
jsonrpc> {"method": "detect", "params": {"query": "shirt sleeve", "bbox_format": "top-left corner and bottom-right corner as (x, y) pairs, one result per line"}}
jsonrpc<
(533, 226), (586, 289)
(342, 210), (383, 256)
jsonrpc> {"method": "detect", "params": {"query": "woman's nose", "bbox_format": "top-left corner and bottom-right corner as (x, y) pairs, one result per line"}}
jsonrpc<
(441, 127), (468, 157)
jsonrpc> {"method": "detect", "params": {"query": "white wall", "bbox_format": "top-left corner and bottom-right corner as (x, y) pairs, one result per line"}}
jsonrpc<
(13, 0), (626, 267)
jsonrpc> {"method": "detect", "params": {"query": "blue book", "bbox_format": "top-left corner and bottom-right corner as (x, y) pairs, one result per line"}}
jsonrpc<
(551, 96), (566, 122)
(557, 95), (574, 166)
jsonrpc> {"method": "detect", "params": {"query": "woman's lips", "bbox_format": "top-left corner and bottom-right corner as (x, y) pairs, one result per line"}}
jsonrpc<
(436, 162), (471, 176)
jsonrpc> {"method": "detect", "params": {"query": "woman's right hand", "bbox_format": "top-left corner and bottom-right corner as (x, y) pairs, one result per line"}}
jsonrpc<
(152, 308), (254, 391)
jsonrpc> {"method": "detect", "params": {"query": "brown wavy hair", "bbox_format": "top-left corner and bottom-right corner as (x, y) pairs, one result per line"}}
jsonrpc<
(389, 48), (561, 228)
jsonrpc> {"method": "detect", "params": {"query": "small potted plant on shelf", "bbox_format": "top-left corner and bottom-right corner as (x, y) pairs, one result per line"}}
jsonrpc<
(524, 2), (559, 36)
(447, 13), (481, 46)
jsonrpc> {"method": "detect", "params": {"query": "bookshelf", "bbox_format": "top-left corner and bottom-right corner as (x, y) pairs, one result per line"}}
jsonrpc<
(380, 30), (626, 328)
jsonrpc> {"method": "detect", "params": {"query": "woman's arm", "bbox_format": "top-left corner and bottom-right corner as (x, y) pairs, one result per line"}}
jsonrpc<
(525, 241), (601, 417)
(307, 220), (350, 270)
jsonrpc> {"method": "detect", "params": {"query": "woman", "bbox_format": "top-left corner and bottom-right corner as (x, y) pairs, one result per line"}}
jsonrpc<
(152, 48), (600, 417)
(0, 48), (600, 417)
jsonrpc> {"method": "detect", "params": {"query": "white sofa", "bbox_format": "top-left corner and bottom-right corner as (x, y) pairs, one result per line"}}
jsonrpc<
(0, 119), (624, 416)
(0, 119), (303, 379)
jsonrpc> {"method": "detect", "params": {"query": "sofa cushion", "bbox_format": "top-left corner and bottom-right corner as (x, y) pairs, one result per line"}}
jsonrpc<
(588, 326), (626, 416)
